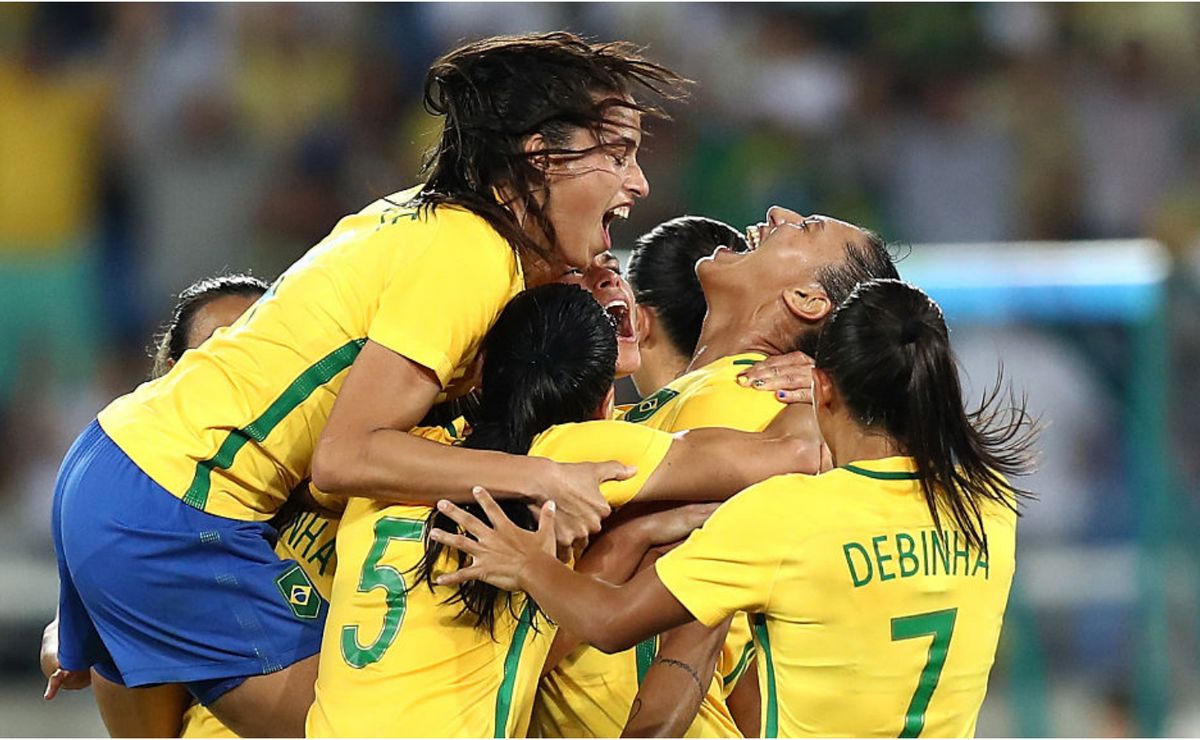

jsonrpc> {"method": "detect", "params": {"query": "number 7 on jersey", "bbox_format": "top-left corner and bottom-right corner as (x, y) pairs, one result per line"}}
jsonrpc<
(891, 607), (958, 738)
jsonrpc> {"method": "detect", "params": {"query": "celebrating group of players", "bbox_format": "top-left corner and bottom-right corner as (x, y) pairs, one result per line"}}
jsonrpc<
(43, 32), (1037, 738)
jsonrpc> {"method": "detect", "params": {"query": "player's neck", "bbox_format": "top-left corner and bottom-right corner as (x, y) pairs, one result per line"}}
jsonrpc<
(827, 425), (905, 469)
(688, 303), (787, 373)
(632, 345), (688, 397)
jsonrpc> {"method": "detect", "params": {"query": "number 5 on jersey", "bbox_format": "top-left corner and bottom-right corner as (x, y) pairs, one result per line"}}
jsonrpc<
(891, 607), (957, 738)
(341, 517), (424, 668)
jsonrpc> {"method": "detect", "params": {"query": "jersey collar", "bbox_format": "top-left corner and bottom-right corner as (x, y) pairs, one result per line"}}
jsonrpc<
(841, 456), (919, 481)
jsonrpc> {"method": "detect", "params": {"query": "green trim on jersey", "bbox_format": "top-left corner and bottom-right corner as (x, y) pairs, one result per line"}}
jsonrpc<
(842, 464), (920, 481)
(731, 359), (758, 366)
(752, 614), (779, 738)
(723, 639), (756, 688)
(494, 600), (537, 738)
(635, 634), (660, 685)
(182, 338), (367, 510)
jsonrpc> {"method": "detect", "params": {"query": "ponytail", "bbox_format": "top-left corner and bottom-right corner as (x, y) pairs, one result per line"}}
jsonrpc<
(816, 279), (1038, 555)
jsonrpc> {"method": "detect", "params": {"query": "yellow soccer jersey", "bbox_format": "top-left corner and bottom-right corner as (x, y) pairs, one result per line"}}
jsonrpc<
(621, 353), (783, 433)
(98, 188), (524, 521)
(307, 420), (674, 738)
(656, 458), (1017, 738)
(536, 353), (782, 737)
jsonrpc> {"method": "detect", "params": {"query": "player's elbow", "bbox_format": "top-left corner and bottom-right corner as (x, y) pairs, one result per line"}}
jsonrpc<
(311, 436), (357, 494)
(590, 620), (644, 654)
(593, 635), (637, 654)
(789, 437), (825, 475)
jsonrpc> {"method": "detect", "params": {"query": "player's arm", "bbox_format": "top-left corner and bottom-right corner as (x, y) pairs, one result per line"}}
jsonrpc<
(312, 340), (631, 545)
(624, 617), (730, 738)
(433, 489), (698, 653)
(635, 424), (821, 503)
(541, 503), (716, 677)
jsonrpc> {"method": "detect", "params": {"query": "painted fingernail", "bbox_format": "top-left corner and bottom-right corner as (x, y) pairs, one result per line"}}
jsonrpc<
(546, 500), (556, 512)
(777, 391), (787, 399)
(472, 486), (484, 495)
(736, 375), (750, 386)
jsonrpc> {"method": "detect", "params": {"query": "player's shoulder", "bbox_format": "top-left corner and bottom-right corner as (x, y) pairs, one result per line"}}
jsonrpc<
(531, 419), (653, 454)
(726, 469), (860, 530)
(685, 353), (781, 406)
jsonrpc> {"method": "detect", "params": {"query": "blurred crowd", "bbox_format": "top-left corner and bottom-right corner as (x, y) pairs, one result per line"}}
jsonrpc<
(2, 3), (1200, 735)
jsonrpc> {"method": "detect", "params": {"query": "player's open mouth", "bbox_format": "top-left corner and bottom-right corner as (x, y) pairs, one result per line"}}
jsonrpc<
(604, 298), (636, 341)
(601, 205), (631, 250)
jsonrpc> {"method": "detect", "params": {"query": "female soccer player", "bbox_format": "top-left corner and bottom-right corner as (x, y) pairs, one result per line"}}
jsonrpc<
(307, 283), (816, 737)
(536, 207), (898, 739)
(626, 215), (748, 396)
(434, 278), (1039, 738)
(51, 33), (686, 737)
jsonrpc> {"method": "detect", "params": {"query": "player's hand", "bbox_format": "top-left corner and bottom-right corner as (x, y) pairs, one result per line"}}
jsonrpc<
(39, 617), (59, 680)
(432, 486), (556, 592)
(737, 351), (815, 404)
(635, 503), (718, 547)
(537, 460), (632, 547)
(44, 668), (91, 700)
(41, 616), (90, 699)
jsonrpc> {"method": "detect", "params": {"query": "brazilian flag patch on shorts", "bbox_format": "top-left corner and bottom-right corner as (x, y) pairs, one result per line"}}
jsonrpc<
(275, 565), (322, 620)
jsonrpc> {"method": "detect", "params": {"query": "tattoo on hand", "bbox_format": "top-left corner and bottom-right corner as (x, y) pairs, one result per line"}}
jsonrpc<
(651, 656), (707, 697)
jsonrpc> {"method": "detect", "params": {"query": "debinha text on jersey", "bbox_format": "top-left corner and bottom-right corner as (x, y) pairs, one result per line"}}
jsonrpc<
(842, 528), (989, 588)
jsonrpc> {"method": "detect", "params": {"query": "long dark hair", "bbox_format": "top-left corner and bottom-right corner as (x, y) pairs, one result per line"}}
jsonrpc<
(815, 279), (1037, 555)
(406, 32), (688, 264)
(627, 216), (748, 357)
(793, 230), (901, 357)
(413, 283), (618, 634)
(150, 274), (269, 379)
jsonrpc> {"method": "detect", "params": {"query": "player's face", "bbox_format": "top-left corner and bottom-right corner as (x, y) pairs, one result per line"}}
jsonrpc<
(559, 251), (641, 378)
(541, 105), (648, 270)
(697, 206), (867, 304)
(185, 294), (259, 350)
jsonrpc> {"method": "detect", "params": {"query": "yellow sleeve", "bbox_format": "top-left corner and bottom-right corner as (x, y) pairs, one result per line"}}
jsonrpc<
(528, 420), (674, 507)
(367, 209), (519, 387)
(654, 482), (789, 627)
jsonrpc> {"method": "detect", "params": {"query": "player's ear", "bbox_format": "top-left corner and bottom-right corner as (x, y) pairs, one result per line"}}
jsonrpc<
(596, 386), (616, 420)
(812, 366), (836, 412)
(634, 305), (654, 348)
(782, 284), (833, 324)
(523, 133), (551, 172)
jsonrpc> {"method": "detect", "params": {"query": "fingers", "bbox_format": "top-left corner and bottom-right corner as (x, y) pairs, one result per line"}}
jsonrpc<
(44, 671), (62, 701)
(536, 499), (557, 538)
(435, 565), (486, 588)
(470, 486), (513, 531)
(435, 498), (492, 539)
(43, 668), (88, 700)
(428, 528), (484, 557)
(595, 460), (636, 485)
(737, 353), (815, 400)
(773, 387), (813, 405)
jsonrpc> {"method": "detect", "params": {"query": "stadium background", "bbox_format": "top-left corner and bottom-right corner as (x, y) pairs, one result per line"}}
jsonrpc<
(2, 2), (1199, 736)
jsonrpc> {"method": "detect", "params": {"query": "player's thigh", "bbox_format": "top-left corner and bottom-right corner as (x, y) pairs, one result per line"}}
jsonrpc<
(206, 654), (320, 738)
(92, 670), (190, 738)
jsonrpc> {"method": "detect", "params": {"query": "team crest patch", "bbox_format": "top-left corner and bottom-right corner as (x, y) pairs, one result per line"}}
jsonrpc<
(275, 565), (322, 620)
(622, 388), (680, 424)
